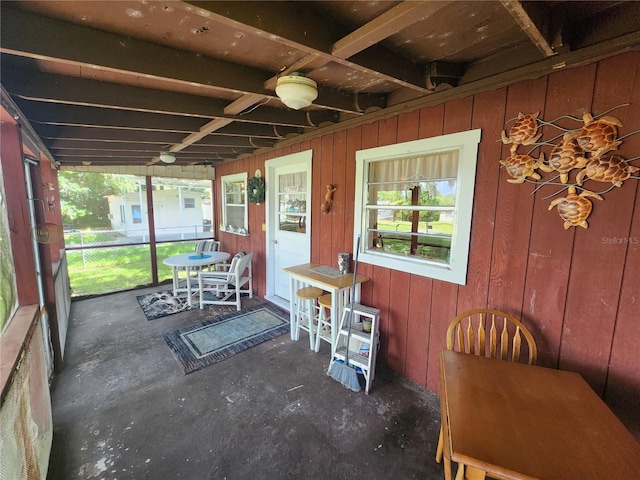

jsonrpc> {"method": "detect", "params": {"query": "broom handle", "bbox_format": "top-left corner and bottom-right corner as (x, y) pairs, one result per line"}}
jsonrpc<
(344, 234), (361, 367)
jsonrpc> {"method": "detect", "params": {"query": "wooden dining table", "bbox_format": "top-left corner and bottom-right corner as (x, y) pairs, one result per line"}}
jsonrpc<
(282, 263), (369, 347)
(439, 350), (640, 480)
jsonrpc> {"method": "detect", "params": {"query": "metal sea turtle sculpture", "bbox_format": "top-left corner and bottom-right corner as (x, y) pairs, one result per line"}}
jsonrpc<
(548, 186), (603, 229)
(501, 111), (542, 153)
(576, 155), (640, 187)
(539, 131), (588, 184)
(576, 113), (623, 158)
(500, 152), (545, 184)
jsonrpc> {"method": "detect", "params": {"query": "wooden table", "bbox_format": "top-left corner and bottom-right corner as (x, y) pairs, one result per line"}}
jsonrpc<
(439, 350), (640, 480)
(163, 252), (230, 306)
(282, 263), (369, 346)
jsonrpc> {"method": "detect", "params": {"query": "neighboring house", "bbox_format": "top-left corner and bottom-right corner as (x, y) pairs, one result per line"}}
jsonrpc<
(105, 186), (211, 239)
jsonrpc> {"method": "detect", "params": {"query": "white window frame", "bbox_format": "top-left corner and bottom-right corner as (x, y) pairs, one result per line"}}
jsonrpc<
(220, 172), (249, 235)
(183, 197), (196, 209)
(354, 129), (481, 285)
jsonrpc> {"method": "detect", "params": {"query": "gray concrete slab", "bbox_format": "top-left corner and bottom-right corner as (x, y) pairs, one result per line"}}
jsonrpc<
(47, 287), (444, 479)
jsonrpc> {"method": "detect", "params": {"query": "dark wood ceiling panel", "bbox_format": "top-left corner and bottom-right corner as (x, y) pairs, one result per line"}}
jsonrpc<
(0, 6), (273, 96)
(1, 0), (637, 168)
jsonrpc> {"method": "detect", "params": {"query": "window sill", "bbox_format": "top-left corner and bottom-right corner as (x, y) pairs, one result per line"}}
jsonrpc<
(220, 227), (249, 236)
(0, 304), (39, 403)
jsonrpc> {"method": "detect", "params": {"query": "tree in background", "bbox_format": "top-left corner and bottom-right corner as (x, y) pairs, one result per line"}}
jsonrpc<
(59, 172), (139, 229)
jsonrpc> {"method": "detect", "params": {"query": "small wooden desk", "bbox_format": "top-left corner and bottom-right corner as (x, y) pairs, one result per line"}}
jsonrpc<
(163, 252), (230, 306)
(282, 263), (369, 346)
(439, 350), (640, 480)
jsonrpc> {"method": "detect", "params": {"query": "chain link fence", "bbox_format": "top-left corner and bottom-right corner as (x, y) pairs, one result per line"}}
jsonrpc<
(65, 226), (213, 297)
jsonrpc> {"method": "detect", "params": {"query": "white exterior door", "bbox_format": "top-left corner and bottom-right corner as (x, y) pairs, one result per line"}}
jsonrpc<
(265, 150), (312, 310)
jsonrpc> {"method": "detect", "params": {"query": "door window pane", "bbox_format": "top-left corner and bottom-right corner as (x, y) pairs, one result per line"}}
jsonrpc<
(278, 172), (307, 233)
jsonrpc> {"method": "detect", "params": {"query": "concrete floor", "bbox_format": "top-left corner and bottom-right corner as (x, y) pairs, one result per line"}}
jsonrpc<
(47, 286), (445, 480)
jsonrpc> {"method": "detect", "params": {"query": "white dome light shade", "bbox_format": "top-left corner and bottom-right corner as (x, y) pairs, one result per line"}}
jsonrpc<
(159, 152), (176, 163)
(275, 73), (318, 110)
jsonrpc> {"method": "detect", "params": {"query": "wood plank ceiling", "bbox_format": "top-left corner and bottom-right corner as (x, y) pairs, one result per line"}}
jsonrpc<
(1, 0), (639, 168)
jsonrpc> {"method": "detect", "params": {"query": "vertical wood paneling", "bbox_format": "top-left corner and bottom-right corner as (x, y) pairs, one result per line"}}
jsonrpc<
(605, 53), (640, 428)
(378, 116), (398, 146)
(561, 53), (639, 394)
(426, 97), (473, 391)
(331, 130), (347, 257)
(248, 153), (265, 296)
(345, 126), (361, 273)
(488, 77), (547, 316)
(371, 263), (391, 365)
(397, 110), (420, 143)
(211, 54), (640, 435)
(406, 274), (433, 387)
(386, 270), (411, 375)
(457, 88), (507, 313)
(310, 137), (322, 263)
(319, 134), (334, 266)
(521, 64), (596, 367)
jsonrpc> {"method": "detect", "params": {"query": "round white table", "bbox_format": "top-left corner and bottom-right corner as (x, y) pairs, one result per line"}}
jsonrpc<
(163, 252), (231, 306)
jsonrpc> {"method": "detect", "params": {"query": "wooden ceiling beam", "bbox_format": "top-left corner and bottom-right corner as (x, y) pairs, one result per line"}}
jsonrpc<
(36, 124), (280, 143)
(500, 0), (556, 57)
(50, 147), (245, 158)
(14, 100), (210, 132)
(0, 6), (377, 114)
(0, 7), (270, 95)
(2, 67), (337, 128)
(57, 157), (226, 166)
(47, 137), (264, 149)
(332, 1), (449, 59)
(182, 1), (430, 92)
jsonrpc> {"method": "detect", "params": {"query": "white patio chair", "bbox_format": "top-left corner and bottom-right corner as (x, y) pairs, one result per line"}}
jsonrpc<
(198, 251), (254, 311)
(195, 239), (220, 255)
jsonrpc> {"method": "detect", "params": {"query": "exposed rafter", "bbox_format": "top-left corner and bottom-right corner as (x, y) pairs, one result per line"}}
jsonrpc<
(1, 0), (637, 168)
(500, 0), (556, 57)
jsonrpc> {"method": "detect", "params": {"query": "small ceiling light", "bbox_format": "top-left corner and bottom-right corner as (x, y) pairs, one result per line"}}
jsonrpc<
(159, 152), (176, 164)
(275, 72), (318, 110)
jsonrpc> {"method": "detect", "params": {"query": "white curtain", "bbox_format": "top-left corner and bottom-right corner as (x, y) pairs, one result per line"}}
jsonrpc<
(368, 151), (459, 192)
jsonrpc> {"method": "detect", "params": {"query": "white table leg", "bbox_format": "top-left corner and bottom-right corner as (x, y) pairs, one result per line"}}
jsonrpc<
(172, 266), (179, 296)
(289, 275), (296, 340)
(186, 267), (193, 306)
(330, 289), (340, 350)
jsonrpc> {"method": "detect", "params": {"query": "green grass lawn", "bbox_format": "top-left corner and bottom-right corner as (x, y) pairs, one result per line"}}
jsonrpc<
(377, 219), (453, 235)
(375, 220), (452, 261)
(66, 242), (193, 296)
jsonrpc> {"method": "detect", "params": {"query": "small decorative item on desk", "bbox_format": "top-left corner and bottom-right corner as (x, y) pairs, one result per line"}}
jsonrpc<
(337, 252), (350, 275)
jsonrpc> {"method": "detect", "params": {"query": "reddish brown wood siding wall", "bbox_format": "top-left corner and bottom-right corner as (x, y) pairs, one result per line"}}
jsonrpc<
(215, 52), (640, 432)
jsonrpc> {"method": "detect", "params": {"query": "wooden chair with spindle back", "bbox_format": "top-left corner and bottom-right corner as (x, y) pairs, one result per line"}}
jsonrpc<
(436, 309), (538, 480)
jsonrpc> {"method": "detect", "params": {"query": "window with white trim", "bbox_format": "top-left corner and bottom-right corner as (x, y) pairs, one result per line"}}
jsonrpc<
(354, 130), (481, 285)
(220, 172), (248, 235)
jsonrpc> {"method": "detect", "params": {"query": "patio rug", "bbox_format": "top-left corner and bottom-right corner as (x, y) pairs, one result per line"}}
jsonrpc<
(162, 301), (290, 374)
(136, 290), (263, 321)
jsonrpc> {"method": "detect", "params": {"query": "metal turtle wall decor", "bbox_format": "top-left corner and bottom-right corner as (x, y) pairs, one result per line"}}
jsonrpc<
(499, 104), (640, 229)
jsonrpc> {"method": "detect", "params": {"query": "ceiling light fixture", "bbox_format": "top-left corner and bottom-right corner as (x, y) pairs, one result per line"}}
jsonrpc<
(275, 72), (318, 110)
(159, 152), (176, 164)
